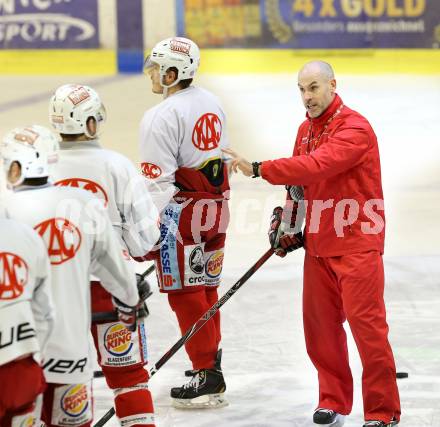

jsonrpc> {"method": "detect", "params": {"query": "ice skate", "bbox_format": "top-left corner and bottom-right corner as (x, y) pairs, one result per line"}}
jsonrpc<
(313, 408), (345, 426)
(171, 350), (227, 409)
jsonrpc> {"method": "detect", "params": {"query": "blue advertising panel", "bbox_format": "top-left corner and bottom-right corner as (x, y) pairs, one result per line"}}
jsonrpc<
(0, 0), (99, 48)
(176, 0), (440, 49)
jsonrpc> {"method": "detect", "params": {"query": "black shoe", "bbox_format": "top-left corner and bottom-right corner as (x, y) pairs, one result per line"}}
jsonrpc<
(363, 418), (398, 427)
(171, 350), (227, 409)
(313, 408), (345, 425)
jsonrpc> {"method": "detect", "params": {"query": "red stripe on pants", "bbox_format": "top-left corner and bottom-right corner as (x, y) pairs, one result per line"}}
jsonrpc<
(303, 251), (400, 422)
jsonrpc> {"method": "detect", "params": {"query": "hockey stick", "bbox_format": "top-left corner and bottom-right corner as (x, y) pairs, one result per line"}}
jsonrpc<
(139, 263), (156, 280)
(93, 248), (274, 427)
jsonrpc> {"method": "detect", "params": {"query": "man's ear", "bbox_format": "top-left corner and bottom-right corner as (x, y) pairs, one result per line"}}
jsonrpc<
(8, 161), (21, 184)
(87, 117), (97, 137)
(164, 68), (178, 84)
(330, 78), (337, 94)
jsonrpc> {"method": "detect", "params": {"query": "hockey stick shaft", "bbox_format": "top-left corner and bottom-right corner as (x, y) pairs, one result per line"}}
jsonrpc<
(93, 248), (273, 427)
(140, 263), (155, 280)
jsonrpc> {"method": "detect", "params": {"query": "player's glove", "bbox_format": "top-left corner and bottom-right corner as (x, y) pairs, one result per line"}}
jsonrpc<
(136, 273), (153, 301)
(136, 273), (153, 319)
(112, 297), (137, 332)
(268, 204), (303, 257)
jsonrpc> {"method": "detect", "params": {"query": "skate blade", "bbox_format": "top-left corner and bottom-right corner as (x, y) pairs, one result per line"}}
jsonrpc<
(172, 393), (229, 409)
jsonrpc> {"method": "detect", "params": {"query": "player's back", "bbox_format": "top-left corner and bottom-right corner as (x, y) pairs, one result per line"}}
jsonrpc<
(52, 140), (159, 257)
(0, 218), (53, 366)
(5, 185), (136, 383)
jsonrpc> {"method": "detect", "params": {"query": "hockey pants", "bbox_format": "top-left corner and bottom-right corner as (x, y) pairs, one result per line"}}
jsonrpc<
(0, 356), (45, 427)
(168, 286), (221, 370)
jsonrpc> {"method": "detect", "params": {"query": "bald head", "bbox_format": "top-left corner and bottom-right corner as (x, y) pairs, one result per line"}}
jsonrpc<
(297, 61), (336, 118)
(299, 61), (335, 81)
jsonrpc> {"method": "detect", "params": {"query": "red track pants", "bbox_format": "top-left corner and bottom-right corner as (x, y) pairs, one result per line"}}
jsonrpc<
(303, 251), (401, 423)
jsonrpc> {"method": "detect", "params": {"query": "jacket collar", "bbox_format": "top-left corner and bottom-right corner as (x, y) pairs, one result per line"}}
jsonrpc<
(59, 139), (102, 150)
(306, 94), (343, 126)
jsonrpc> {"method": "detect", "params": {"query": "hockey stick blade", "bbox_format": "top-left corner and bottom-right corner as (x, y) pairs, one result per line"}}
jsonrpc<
(93, 248), (274, 427)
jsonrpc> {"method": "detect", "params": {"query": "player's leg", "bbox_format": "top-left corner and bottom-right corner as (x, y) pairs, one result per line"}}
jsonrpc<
(336, 251), (400, 424)
(303, 253), (352, 423)
(0, 356), (45, 427)
(204, 231), (227, 348)
(154, 202), (227, 408)
(91, 285), (155, 427)
(41, 382), (93, 427)
(168, 289), (218, 369)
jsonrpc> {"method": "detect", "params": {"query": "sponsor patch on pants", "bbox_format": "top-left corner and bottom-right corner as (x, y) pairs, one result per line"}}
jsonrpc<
(97, 322), (144, 367)
(158, 204), (182, 290)
(11, 410), (36, 427)
(184, 244), (205, 286)
(204, 249), (224, 286)
(51, 383), (92, 426)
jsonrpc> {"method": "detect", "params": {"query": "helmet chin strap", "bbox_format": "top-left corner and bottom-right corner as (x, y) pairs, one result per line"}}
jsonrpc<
(160, 74), (180, 99)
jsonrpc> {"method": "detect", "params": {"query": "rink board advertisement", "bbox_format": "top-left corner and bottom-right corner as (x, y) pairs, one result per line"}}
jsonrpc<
(176, 0), (440, 48)
(0, 0), (99, 48)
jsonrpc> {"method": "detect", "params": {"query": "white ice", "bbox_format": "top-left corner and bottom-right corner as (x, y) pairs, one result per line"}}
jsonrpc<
(0, 72), (439, 426)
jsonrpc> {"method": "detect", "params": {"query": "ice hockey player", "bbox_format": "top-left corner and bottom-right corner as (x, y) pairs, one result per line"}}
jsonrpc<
(1, 125), (139, 427)
(140, 37), (230, 409)
(48, 84), (160, 426)
(0, 215), (54, 427)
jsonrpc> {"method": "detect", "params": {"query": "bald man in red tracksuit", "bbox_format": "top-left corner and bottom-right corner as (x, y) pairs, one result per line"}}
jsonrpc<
(225, 61), (401, 427)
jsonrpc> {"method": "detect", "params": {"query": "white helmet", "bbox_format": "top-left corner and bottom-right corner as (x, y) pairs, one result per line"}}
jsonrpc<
(144, 37), (200, 88)
(1, 125), (59, 187)
(49, 84), (106, 138)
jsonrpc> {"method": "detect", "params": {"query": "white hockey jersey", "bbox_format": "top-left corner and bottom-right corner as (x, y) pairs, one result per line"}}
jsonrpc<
(139, 86), (229, 211)
(0, 218), (54, 366)
(51, 140), (160, 258)
(5, 185), (138, 383)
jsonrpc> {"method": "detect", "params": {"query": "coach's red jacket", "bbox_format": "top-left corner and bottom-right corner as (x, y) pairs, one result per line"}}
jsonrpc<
(261, 94), (385, 257)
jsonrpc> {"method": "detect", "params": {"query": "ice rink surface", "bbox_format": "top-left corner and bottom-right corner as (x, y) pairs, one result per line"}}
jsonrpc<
(1, 72), (439, 426)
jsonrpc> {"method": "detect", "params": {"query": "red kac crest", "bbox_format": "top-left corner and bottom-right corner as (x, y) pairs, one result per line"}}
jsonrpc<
(141, 162), (162, 179)
(0, 252), (29, 300)
(35, 218), (82, 265)
(192, 113), (222, 151)
(55, 178), (109, 207)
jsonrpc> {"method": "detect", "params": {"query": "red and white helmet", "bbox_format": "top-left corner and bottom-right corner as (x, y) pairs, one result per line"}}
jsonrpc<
(1, 125), (59, 187)
(49, 84), (106, 137)
(144, 37), (200, 88)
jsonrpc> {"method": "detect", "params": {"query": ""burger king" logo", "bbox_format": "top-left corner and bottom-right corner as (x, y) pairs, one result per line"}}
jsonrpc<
(61, 384), (89, 417)
(104, 323), (133, 356)
(206, 251), (223, 278)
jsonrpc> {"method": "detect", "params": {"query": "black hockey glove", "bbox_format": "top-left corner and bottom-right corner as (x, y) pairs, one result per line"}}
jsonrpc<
(112, 297), (137, 332)
(136, 273), (153, 319)
(268, 204), (303, 258)
(136, 273), (153, 302)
